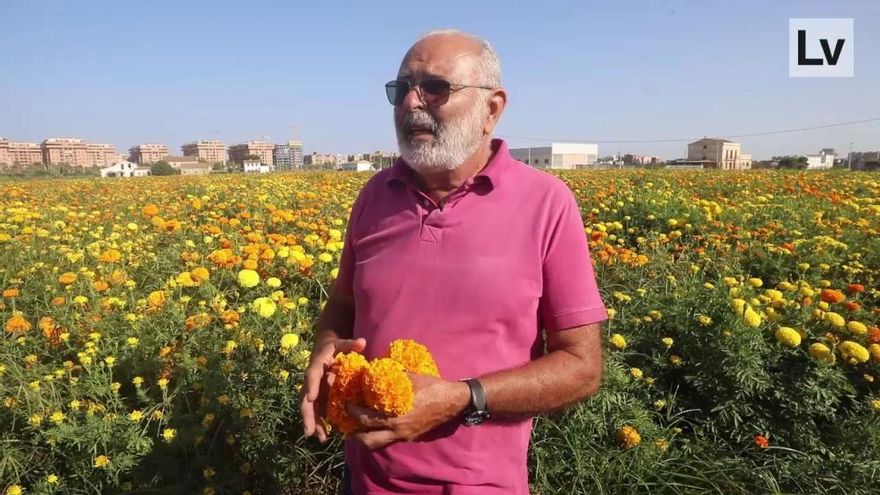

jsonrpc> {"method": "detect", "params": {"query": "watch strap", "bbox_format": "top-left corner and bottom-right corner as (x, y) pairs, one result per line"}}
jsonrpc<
(463, 378), (487, 413)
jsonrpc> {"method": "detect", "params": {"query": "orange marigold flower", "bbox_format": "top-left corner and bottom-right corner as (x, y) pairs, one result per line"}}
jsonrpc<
(363, 358), (414, 417)
(385, 339), (440, 377)
(92, 280), (110, 292)
(867, 327), (880, 345)
(326, 352), (370, 436)
(616, 425), (642, 449)
(843, 301), (861, 312)
(98, 249), (122, 263)
(5, 314), (31, 334)
(190, 267), (211, 284)
(185, 313), (213, 332)
(51, 296), (66, 306)
(753, 435), (769, 449)
(220, 309), (240, 326)
(142, 204), (159, 217)
(2, 288), (20, 298)
(146, 290), (167, 310)
(847, 283), (865, 294)
(820, 289), (846, 304)
(58, 272), (77, 285)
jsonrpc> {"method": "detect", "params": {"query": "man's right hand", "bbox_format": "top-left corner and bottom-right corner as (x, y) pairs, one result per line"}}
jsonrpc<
(300, 337), (367, 442)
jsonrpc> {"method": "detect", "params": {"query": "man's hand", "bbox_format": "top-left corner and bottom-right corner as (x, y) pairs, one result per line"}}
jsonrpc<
(347, 374), (471, 450)
(300, 337), (367, 442)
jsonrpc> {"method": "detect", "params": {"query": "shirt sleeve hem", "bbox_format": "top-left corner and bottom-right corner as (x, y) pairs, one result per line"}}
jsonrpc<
(545, 307), (608, 332)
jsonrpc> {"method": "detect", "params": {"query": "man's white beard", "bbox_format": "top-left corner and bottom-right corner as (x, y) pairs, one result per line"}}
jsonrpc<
(396, 103), (487, 174)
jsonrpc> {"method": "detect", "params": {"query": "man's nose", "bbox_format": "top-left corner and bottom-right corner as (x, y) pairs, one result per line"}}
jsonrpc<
(400, 84), (424, 112)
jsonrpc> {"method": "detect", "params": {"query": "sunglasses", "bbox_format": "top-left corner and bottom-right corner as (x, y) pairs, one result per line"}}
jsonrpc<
(385, 78), (494, 106)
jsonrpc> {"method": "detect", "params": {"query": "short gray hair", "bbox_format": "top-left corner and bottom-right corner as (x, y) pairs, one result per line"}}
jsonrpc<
(418, 29), (502, 87)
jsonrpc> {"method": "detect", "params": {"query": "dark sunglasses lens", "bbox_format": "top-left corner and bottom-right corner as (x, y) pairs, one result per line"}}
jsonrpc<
(386, 81), (410, 105)
(421, 79), (451, 101)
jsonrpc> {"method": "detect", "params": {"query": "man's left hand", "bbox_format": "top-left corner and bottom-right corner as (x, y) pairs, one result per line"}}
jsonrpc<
(347, 374), (471, 450)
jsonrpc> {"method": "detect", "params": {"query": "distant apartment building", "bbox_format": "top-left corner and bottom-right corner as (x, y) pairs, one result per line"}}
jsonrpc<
(6, 141), (42, 166)
(228, 140), (274, 165)
(40, 138), (117, 167)
(686, 138), (752, 170)
(86, 143), (119, 168)
(509, 142), (599, 169)
(623, 154), (663, 166)
(0, 139), (8, 165)
(129, 144), (169, 164)
(850, 151), (880, 171)
(304, 152), (340, 167)
(274, 141), (304, 170)
(182, 140), (228, 164)
(806, 148), (836, 170)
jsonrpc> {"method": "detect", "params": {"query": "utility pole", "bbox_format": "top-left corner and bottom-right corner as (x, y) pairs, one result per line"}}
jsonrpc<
(848, 142), (853, 171)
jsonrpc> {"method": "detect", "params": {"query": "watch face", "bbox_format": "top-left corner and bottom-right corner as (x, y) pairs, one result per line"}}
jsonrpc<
(464, 410), (489, 427)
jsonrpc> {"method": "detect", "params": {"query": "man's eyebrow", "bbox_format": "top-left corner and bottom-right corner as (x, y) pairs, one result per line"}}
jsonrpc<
(397, 70), (446, 80)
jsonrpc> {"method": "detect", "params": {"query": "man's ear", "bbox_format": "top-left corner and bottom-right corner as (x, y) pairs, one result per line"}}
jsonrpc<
(484, 88), (507, 135)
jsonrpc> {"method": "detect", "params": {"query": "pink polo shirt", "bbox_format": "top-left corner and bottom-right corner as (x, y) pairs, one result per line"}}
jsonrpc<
(334, 139), (607, 495)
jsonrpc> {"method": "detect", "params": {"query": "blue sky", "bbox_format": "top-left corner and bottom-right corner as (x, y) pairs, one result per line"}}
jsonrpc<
(2, 0), (878, 160)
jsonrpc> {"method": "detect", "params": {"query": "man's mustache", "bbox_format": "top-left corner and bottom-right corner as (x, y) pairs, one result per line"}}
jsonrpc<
(401, 112), (439, 133)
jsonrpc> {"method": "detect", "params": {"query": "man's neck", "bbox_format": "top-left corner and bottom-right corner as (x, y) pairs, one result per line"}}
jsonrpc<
(412, 140), (493, 204)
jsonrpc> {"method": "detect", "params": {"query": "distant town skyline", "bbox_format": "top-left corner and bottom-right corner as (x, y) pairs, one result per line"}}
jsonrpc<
(3, 1), (879, 160)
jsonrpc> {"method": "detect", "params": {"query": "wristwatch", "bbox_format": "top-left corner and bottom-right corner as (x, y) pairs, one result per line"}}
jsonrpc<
(460, 378), (489, 426)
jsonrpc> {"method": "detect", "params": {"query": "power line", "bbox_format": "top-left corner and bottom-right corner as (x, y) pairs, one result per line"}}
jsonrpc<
(499, 116), (880, 145)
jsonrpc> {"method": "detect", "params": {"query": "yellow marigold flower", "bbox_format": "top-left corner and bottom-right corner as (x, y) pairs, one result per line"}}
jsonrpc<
(824, 312), (846, 328)
(94, 455), (110, 468)
(661, 337), (673, 348)
(129, 410), (144, 421)
(630, 368), (644, 379)
(385, 339), (440, 377)
(237, 269), (260, 288)
(808, 342), (835, 364)
(46, 474), (59, 484)
(318, 252), (334, 263)
(252, 297), (276, 318)
(6, 485), (23, 495)
(50, 411), (65, 424)
(839, 341), (870, 365)
(764, 289), (784, 302)
(654, 399), (667, 410)
(847, 321), (868, 335)
(29, 413), (43, 426)
(266, 277), (282, 288)
(747, 278), (763, 288)
(158, 378), (169, 390)
(775, 327), (801, 347)
(363, 358), (414, 417)
(741, 305), (762, 328)
(697, 315), (713, 326)
(870, 344), (880, 364)
(279, 333), (299, 350)
(162, 428), (177, 443)
(223, 340), (237, 355)
(616, 425), (641, 449)
(610, 333), (627, 350)
(327, 352), (370, 435)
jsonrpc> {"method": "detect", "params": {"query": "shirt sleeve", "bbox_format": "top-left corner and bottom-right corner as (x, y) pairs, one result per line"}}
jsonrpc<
(539, 191), (608, 332)
(331, 189), (366, 298)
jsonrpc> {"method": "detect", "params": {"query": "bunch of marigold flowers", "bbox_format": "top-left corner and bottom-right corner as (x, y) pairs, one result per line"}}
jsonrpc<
(325, 339), (439, 436)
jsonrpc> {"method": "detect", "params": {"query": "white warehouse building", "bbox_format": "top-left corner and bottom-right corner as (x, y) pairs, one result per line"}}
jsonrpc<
(508, 142), (599, 169)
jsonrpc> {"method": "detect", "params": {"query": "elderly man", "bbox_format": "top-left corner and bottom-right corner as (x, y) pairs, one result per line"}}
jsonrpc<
(301, 29), (607, 495)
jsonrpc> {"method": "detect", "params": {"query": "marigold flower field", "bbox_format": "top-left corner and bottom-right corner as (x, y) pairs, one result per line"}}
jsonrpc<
(1, 170), (879, 494)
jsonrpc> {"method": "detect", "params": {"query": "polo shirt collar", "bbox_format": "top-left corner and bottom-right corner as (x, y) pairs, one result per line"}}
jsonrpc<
(386, 138), (510, 190)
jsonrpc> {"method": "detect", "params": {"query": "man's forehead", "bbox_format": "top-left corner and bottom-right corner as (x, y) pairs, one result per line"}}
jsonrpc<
(398, 37), (480, 78)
